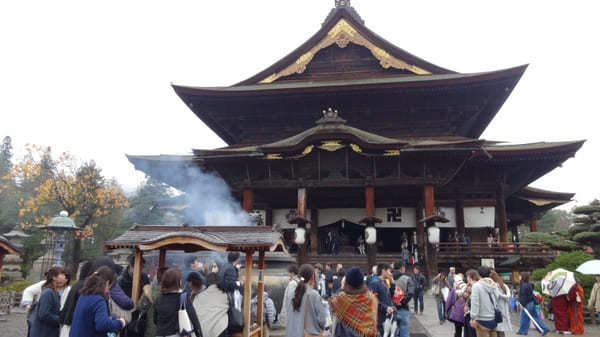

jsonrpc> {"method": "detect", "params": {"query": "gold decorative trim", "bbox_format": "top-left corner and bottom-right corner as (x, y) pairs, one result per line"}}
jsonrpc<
(260, 19), (431, 83)
(384, 150), (400, 156)
(302, 145), (314, 156)
(266, 153), (282, 160)
(319, 140), (345, 152)
(350, 143), (362, 153)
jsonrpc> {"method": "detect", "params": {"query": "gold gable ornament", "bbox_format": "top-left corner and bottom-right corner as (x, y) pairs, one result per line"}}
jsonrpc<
(319, 140), (345, 152)
(266, 153), (282, 160)
(260, 19), (431, 84)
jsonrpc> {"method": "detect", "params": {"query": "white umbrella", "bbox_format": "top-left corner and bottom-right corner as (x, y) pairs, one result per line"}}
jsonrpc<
(541, 268), (576, 297)
(576, 260), (600, 275)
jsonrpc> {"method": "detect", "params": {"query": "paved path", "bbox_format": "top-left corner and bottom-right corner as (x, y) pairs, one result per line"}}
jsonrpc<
(414, 293), (600, 337)
(0, 308), (27, 337)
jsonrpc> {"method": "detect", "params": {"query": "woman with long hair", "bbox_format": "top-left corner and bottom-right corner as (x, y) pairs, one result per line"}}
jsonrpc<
(517, 272), (549, 335)
(153, 268), (201, 337)
(445, 275), (467, 337)
(490, 270), (512, 337)
(285, 264), (328, 337)
(330, 267), (377, 337)
(29, 266), (67, 337)
(69, 266), (125, 337)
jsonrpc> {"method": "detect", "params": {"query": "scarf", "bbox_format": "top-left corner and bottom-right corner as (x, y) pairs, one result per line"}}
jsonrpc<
(330, 290), (378, 337)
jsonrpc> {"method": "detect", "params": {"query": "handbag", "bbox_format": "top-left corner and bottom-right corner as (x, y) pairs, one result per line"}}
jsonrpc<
(228, 293), (244, 333)
(178, 292), (194, 337)
(487, 292), (503, 324)
(303, 293), (323, 337)
(109, 296), (132, 324)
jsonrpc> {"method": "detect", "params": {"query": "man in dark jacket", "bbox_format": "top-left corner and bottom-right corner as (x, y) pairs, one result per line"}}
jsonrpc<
(393, 262), (415, 337)
(324, 263), (334, 297)
(118, 254), (150, 298)
(220, 251), (240, 293)
(183, 255), (206, 294)
(60, 261), (94, 327)
(369, 263), (394, 337)
(412, 265), (426, 315)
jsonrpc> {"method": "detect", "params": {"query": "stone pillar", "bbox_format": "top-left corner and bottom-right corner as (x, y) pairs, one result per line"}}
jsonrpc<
(496, 185), (508, 243)
(530, 219), (537, 232)
(365, 186), (377, 269)
(242, 188), (253, 212)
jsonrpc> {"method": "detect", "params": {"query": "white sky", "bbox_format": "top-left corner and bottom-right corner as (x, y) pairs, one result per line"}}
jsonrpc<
(1, 0), (598, 208)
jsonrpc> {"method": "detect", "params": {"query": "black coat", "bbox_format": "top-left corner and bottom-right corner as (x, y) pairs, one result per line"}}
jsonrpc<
(60, 280), (85, 325)
(153, 292), (202, 337)
(220, 263), (239, 293)
(118, 267), (150, 299)
(30, 288), (60, 337)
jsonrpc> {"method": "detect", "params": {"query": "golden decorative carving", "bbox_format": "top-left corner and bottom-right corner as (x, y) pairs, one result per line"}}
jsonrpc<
(350, 143), (362, 153)
(266, 153), (282, 160)
(384, 150), (401, 156)
(319, 140), (345, 152)
(302, 145), (314, 156)
(260, 19), (431, 83)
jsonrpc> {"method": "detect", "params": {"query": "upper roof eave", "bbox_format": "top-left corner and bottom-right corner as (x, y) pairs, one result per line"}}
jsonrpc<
(234, 7), (455, 86)
(172, 65), (528, 97)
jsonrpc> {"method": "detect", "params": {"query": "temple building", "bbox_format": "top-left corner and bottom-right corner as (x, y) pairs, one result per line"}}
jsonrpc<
(127, 2), (583, 273)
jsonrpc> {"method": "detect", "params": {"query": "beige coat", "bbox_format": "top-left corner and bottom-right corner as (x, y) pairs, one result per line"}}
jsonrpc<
(588, 282), (600, 312)
(193, 285), (229, 337)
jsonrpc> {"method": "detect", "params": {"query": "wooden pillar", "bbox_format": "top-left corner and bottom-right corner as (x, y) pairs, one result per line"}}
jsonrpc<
(131, 248), (143, 304)
(424, 185), (434, 217)
(265, 209), (273, 227)
(243, 251), (254, 337)
(242, 188), (253, 212)
(456, 199), (465, 236)
(530, 219), (537, 232)
(365, 186), (377, 269)
(423, 185), (436, 277)
(158, 249), (166, 269)
(0, 253), (5, 280)
(416, 204), (424, 253)
(310, 209), (319, 253)
(257, 250), (265, 337)
(496, 185), (508, 243)
(297, 188), (307, 218)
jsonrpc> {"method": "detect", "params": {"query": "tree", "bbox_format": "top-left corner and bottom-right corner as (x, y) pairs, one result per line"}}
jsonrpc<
(0, 136), (13, 178)
(571, 199), (600, 257)
(537, 209), (572, 233)
(0, 136), (20, 233)
(15, 146), (129, 273)
(120, 177), (172, 230)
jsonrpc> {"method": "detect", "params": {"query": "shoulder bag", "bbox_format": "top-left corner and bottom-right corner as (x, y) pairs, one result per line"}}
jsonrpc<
(487, 292), (503, 324)
(178, 292), (194, 337)
(228, 292), (244, 333)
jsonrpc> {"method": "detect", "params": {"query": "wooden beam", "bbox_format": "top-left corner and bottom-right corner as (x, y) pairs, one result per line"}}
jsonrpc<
(530, 219), (537, 232)
(131, 248), (143, 304)
(243, 251), (254, 337)
(496, 184), (508, 243)
(243, 188), (253, 212)
(257, 250), (265, 337)
(158, 249), (166, 269)
(456, 198), (465, 236)
(297, 188), (307, 218)
(310, 209), (319, 253)
(138, 236), (226, 252)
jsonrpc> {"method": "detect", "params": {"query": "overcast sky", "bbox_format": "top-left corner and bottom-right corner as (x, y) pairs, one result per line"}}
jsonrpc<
(1, 0), (598, 208)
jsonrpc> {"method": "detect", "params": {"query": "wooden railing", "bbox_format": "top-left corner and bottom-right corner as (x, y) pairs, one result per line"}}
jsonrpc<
(437, 242), (554, 257)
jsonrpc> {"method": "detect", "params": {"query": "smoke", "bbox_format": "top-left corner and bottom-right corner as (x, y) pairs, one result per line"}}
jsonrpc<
(137, 158), (251, 226)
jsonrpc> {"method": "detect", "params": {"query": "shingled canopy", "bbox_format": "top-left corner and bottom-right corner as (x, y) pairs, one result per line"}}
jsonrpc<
(0, 235), (21, 280)
(105, 225), (285, 337)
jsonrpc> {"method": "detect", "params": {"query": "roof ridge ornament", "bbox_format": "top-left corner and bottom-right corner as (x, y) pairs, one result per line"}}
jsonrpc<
(335, 0), (350, 7)
(316, 107), (347, 125)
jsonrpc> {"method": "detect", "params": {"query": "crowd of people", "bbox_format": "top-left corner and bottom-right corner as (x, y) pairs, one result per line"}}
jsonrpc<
(21, 254), (600, 337)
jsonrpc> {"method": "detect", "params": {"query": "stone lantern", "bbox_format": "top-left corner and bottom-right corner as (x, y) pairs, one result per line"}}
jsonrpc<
(33, 211), (79, 279)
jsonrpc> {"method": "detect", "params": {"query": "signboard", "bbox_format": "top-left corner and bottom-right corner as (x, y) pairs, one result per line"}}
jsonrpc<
(481, 258), (495, 269)
(464, 207), (495, 228)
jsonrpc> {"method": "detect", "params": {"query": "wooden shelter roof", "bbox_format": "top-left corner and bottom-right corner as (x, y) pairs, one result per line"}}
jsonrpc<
(0, 235), (21, 255)
(104, 225), (285, 253)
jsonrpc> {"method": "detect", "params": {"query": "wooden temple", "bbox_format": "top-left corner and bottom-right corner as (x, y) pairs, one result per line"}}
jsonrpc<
(126, 2), (584, 275)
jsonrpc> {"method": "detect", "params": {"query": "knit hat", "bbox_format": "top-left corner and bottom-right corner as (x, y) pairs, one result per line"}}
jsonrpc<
(454, 278), (466, 290)
(345, 267), (365, 288)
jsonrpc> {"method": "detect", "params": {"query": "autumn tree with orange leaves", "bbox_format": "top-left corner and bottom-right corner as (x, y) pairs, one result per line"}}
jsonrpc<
(14, 145), (129, 273)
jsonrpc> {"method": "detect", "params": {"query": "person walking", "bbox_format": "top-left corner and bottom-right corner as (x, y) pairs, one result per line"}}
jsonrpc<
(490, 270), (512, 337)
(29, 267), (67, 337)
(153, 268), (201, 337)
(517, 272), (549, 336)
(392, 262), (414, 337)
(279, 264), (299, 326)
(588, 275), (600, 324)
(467, 267), (497, 337)
(412, 266), (426, 315)
(568, 278), (584, 335)
(330, 267), (377, 337)
(285, 264), (328, 337)
(193, 273), (229, 337)
(69, 266), (126, 337)
(369, 263), (394, 337)
(445, 277), (467, 337)
(448, 267), (456, 289)
(431, 272), (449, 325)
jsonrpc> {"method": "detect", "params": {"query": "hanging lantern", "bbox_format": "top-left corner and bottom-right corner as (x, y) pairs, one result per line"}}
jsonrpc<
(427, 226), (440, 245)
(294, 227), (306, 245)
(365, 226), (377, 245)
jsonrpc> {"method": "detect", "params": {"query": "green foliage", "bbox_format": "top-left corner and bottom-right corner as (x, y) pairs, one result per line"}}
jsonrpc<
(531, 251), (595, 300)
(521, 232), (580, 251)
(0, 280), (33, 293)
(573, 231), (600, 243)
(120, 177), (172, 229)
(538, 209), (572, 232)
(569, 224), (589, 235)
(573, 203), (600, 216)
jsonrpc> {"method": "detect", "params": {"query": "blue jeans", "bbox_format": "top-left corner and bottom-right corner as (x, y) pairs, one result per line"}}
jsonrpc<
(518, 301), (549, 335)
(413, 291), (424, 312)
(436, 298), (445, 322)
(396, 309), (410, 337)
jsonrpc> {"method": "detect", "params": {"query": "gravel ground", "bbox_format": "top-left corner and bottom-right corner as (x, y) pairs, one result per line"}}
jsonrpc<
(0, 308), (27, 337)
